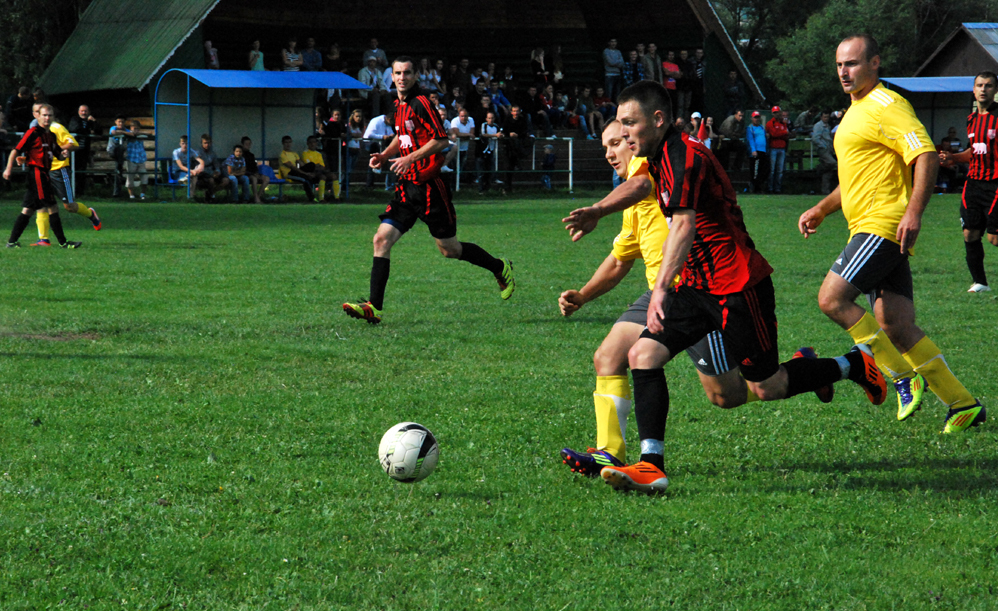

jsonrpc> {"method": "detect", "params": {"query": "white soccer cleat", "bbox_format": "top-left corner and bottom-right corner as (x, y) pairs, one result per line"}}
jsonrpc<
(968, 283), (991, 293)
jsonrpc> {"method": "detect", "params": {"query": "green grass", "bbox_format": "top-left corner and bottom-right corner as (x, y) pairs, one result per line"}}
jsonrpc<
(0, 190), (995, 610)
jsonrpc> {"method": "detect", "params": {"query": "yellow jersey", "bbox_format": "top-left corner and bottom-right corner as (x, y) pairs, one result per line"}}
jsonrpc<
(278, 150), (301, 179)
(610, 155), (672, 290)
(834, 83), (935, 245)
(49, 122), (77, 172)
(301, 149), (325, 167)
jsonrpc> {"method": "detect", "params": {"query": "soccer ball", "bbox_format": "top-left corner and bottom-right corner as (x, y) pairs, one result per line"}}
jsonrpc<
(378, 422), (439, 483)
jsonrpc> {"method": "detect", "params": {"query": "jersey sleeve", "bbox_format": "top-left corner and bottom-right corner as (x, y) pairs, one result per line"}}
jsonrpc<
(412, 96), (447, 139)
(880, 100), (935, 165)
(662, 138), (704, 212)
(52, 124), (77, 148)
(611, 212), (641, 262)
(14, 127), (37, 153)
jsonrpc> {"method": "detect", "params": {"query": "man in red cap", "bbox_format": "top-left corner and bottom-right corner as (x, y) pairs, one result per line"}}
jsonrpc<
(765, 105), (790, 193)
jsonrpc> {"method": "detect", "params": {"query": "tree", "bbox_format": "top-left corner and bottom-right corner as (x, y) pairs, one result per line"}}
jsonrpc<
(0, 0), (92, 100)
(765, 0), (998, 110)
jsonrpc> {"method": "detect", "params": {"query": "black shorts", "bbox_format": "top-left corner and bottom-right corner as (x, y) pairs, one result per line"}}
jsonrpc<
(960, 179), (998, 235)
(639, 277), (779, 382)
(49, 167), (75, 204)
(830, 233), (913, 302)
(22, 167), (56, 211)
(617, 290), (737, 376)
(379, 177), (457, 239)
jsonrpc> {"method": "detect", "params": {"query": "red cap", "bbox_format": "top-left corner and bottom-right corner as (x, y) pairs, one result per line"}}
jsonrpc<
(771, 105), (781, 113)
(751, 111), (761, 117)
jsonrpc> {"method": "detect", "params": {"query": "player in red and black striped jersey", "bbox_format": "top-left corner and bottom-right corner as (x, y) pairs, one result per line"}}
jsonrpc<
(2, 104), (81, 248)
(341, 57), (514, 324)
(578, 82), (886, 493)
(939, 71), (998, 292)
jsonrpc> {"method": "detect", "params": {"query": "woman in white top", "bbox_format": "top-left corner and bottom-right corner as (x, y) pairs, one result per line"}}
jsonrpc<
(282, 38), (302, 72)
(417, 57), (440, 94)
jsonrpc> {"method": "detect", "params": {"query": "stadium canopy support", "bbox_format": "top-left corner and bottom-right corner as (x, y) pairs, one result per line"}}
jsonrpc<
(154, 68), (369, 198)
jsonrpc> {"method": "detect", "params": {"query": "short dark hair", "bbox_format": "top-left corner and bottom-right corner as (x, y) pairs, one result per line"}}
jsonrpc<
(282, 135), (292, 142)
(976, 71), (998, 86)
(116, 114), (128, 121)
(241, 136), (251, 143)
(306, 135), (317, 142)
(392, 55), (415, 68)
(841, 34), (880, 61)
(232, 144), (242, 152)
(200, 133), (211, 141)
(617, 80), (673, 124)
(180, 135), (188, 142)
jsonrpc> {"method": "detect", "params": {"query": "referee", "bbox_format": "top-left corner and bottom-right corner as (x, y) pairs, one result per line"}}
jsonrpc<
(342, 57), (514, 325)
(939, 71), (998, 293)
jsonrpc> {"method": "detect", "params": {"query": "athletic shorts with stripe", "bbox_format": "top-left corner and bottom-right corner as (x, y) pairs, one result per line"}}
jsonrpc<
(617, 290), (738, 376)
(22, 167), (56, 211)
(830, 232), (913, 302)
(960, 178), (998, 235)
(638, 277), (779, 383)
(379, 177), (457, 239)
(49, 167), (76, 204)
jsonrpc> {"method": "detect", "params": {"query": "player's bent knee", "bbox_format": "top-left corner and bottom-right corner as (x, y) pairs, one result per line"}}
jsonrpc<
(593, 346), (628, 377)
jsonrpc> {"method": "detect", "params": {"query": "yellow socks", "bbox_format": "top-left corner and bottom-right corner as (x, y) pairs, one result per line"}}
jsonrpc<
(847, 312), (913, 381)
(318, 180), (326, 200)
(902, 336), (976, 409)
(332, 180), (341, 199)
(36, 210), (50, 241)
(745, 388), (760, 404)
(75, 204), (93, 219)
(594, 375), (631, 461)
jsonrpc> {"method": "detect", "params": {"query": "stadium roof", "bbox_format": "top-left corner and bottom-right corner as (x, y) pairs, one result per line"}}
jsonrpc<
(881, 77), (975, 93)
(156, 69), (370, 91)
(37, 0), (220, 95)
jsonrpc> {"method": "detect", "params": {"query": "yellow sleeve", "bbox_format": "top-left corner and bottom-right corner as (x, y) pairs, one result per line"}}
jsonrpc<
(53, 124), (77, 148)
(880, 101), (935, 165)
(611, 210), (642, 262)
(626, 156), (650, 180)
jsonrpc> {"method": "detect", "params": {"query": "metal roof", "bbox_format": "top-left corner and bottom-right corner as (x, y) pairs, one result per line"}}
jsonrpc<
(37, 0), (220, 95)
(916, 23), (998, 77)
(158, 69), (370, 91)
(882, 77), (974, 93)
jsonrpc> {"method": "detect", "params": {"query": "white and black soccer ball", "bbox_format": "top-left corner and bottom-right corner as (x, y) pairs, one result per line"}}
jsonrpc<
(378, 422), (439, 483)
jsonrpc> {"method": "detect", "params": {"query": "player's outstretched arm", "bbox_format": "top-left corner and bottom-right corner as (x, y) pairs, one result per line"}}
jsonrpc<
(798, 186), (842, 239)
(897, 151), (938, 254)
(559, 255), (635, 316)
(647, 209), (695, 334)
(562, 175), (652, 242)
(939, 148), (972, 165)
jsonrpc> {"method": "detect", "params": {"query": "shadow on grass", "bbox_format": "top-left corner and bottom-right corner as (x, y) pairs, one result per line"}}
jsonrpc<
(761, 457), (998, 494)
(0, 352), (175, 361)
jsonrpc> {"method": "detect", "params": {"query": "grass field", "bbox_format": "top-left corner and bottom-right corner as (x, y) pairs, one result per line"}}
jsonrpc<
(0, 189), (995, 610)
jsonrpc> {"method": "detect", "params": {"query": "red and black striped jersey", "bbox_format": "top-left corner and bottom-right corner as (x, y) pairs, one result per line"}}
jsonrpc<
(966, 103), (998, 181)
(13, 126), (57, 171)
(647, 128), (772, 295)
(389, 91), (447, 183)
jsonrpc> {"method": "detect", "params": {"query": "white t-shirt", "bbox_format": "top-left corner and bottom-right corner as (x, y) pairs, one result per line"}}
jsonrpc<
(450, 117), (475, 151)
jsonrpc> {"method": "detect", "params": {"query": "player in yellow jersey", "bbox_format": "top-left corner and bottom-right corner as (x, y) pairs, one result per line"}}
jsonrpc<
(29, 104), (101, 246)
(798, 34), (984, 433)
(558, 120), (765, 476)
(302, 135), (339, 202)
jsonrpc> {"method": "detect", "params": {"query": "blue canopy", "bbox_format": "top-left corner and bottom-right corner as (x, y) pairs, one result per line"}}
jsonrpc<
(168, 68), (370, 90)
(882, 77), (974, 93)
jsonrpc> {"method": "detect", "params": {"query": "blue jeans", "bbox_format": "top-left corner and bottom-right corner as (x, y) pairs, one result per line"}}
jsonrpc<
(228, 174), (250, 201)
(604, 74), (621, 103)
(768, 148), (785, 193)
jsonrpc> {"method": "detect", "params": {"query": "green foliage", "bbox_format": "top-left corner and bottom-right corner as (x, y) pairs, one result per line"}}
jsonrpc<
(0, 0), (91, 98)
(0, 193), (996, 609)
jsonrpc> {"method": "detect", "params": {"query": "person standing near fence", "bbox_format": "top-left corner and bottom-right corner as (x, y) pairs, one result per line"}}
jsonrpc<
(67, 105), (97, 196)
(746, 111), (767, 193)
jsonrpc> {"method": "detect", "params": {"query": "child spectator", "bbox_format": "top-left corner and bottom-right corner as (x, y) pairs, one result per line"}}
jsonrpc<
(239, 137), (269, 203)
(116, 119), (146, 200)
(248, 40), (264, 71)
(224, 144), (251, 202)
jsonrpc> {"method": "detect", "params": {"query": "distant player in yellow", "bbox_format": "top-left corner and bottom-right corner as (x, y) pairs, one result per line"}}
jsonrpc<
(798, 34), (983, 433)
(301, 135), (338, 202)
(30, 104), (101, 246)
(558, 120), (762, 476)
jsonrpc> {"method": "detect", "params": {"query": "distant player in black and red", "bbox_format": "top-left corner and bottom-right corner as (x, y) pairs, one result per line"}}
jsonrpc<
(939, 71), (998, 293)
(583, 81), (886, 494)
(2, 104), (81, 249)
(342, 56), (514, 324)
